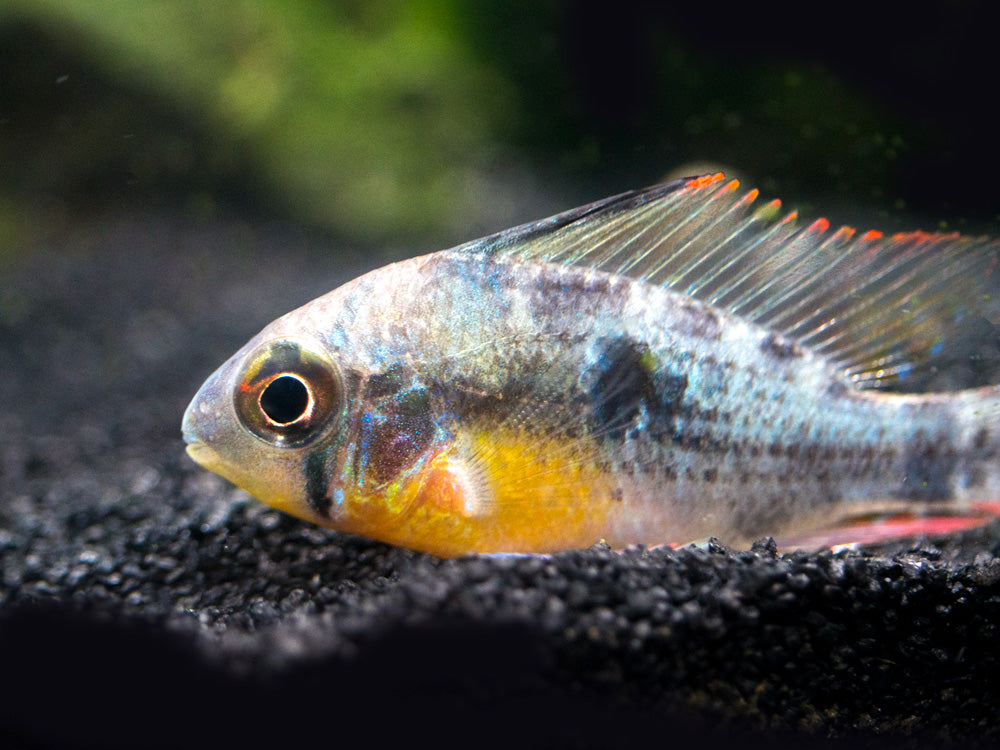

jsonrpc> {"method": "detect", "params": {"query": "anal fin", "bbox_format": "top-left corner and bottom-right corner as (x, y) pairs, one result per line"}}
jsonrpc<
(776, 502), (1000, 551)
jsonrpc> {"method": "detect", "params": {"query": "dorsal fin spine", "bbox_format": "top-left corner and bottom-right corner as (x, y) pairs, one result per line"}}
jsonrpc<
(712, 217), (800, 311)
(683, 198), (770, 297)
(786, 234), (948, 346)
(659, 181), (743, 274)
(646, 180), (754, 286)
(478, 173), (1000, 390)
(739, 223), (847, 324)
(758, 224), (862, 326)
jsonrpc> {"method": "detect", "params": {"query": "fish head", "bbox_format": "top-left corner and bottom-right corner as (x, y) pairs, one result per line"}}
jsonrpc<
(182, 332), (354, 521)
(181, 283), (465, 550)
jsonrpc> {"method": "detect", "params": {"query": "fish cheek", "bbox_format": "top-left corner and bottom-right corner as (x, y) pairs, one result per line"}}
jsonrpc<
(356, 388), (438, 487)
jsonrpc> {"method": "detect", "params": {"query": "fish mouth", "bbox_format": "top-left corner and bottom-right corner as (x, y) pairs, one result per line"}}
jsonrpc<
(182, 362), (230, 450)
(184, 440), (219, 470)
(181, 398), (204, 447)
(182, 395), (226, 473)
(182, 386), (221, 472)
(182, 410), (199, 447)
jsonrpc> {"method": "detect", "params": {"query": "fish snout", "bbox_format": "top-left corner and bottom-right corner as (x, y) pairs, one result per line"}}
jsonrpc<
(181, 366), (232, 450)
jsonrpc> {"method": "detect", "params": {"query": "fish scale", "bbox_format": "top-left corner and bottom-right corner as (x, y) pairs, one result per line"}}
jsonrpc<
(183, 174), (1000, 556)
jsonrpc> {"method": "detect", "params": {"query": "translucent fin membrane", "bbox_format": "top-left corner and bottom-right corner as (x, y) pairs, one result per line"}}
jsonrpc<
(461, 174), (1000, 390)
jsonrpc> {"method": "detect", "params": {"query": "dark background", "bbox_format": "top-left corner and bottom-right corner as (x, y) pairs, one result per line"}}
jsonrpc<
(2, 0), (997, 258)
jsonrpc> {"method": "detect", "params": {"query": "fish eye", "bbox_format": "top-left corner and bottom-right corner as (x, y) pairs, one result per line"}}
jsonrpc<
(234, 339), (342, 448)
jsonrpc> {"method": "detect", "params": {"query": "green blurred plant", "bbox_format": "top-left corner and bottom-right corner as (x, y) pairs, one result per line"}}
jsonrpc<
(0, 0), (941, 261)
(0, 0), (517, 246)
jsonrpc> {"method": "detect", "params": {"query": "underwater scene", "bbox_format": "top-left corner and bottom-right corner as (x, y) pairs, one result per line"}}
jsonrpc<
(2, 3), (999, 748)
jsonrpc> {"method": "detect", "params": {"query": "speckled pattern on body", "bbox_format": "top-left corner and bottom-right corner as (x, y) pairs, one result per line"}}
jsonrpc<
(4, 212), (1000, 749)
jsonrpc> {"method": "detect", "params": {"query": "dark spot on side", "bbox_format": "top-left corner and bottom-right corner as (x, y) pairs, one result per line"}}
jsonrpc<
(857, 444), (875, 471)
(654, 370), (688, 434)
(397, 388), (431, 416)
(825, 380), (850, 399)
(611, 487), (624, 502)
(691, 405), (718, 423)
(900, 430), (956, 501)
(366, 364), (407, 398)
(342, 369), (365, 396)
(677, 301), (721, 341)
(760, 332), (802, 360)
(874, 448), (894, 471)
(360, 388), (437, 487)
(439, 372), (536, 426)
(543, 270), (612, 300)
(305, 450), (331, 517)
(531, 266), (620, 318)
(674, 431), (704, 450)
(703, 467), (718, 483)
(974, 427), (990, 451)
(588, 336), (659, 441)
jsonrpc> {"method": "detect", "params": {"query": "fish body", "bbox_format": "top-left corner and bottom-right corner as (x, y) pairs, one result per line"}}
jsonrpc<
(183, 174), (1000, 556)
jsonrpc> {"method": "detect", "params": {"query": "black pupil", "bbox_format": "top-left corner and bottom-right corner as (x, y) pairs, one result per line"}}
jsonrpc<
(260, 376), (309, 424)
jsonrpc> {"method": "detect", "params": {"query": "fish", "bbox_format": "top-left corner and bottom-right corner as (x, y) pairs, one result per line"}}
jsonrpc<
(182, 173), (1000, 557)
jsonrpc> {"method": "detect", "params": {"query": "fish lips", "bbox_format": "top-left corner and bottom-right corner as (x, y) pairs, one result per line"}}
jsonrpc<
(182, 357), (241, 470)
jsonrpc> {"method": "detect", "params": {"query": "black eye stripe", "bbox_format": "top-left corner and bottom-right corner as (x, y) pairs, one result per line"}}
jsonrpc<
(304, 449), (332, 517)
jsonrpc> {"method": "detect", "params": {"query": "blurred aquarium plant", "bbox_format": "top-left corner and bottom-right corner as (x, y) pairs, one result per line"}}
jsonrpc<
(0, 0), (518, 250)
(1, 1), (990, 262)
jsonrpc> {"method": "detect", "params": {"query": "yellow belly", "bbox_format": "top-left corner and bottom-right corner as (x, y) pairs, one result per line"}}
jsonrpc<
(332, 428), (622, 557)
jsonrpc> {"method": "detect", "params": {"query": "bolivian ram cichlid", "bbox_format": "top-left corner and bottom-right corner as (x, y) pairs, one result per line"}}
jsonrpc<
(182, 173), (1000, 557)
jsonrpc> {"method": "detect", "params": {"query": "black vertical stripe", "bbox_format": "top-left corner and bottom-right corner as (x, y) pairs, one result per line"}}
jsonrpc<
(305, 450), (332, 517)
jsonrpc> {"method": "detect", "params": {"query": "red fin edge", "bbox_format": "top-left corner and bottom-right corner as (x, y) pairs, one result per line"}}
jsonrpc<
(777, 503), (1000, 552)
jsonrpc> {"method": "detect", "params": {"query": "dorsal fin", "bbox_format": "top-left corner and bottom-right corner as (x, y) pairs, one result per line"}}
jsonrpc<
(461, 174), (1000, 390)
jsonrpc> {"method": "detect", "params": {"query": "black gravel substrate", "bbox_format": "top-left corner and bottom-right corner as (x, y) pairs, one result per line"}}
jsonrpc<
(3, 213), (1000, 749)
